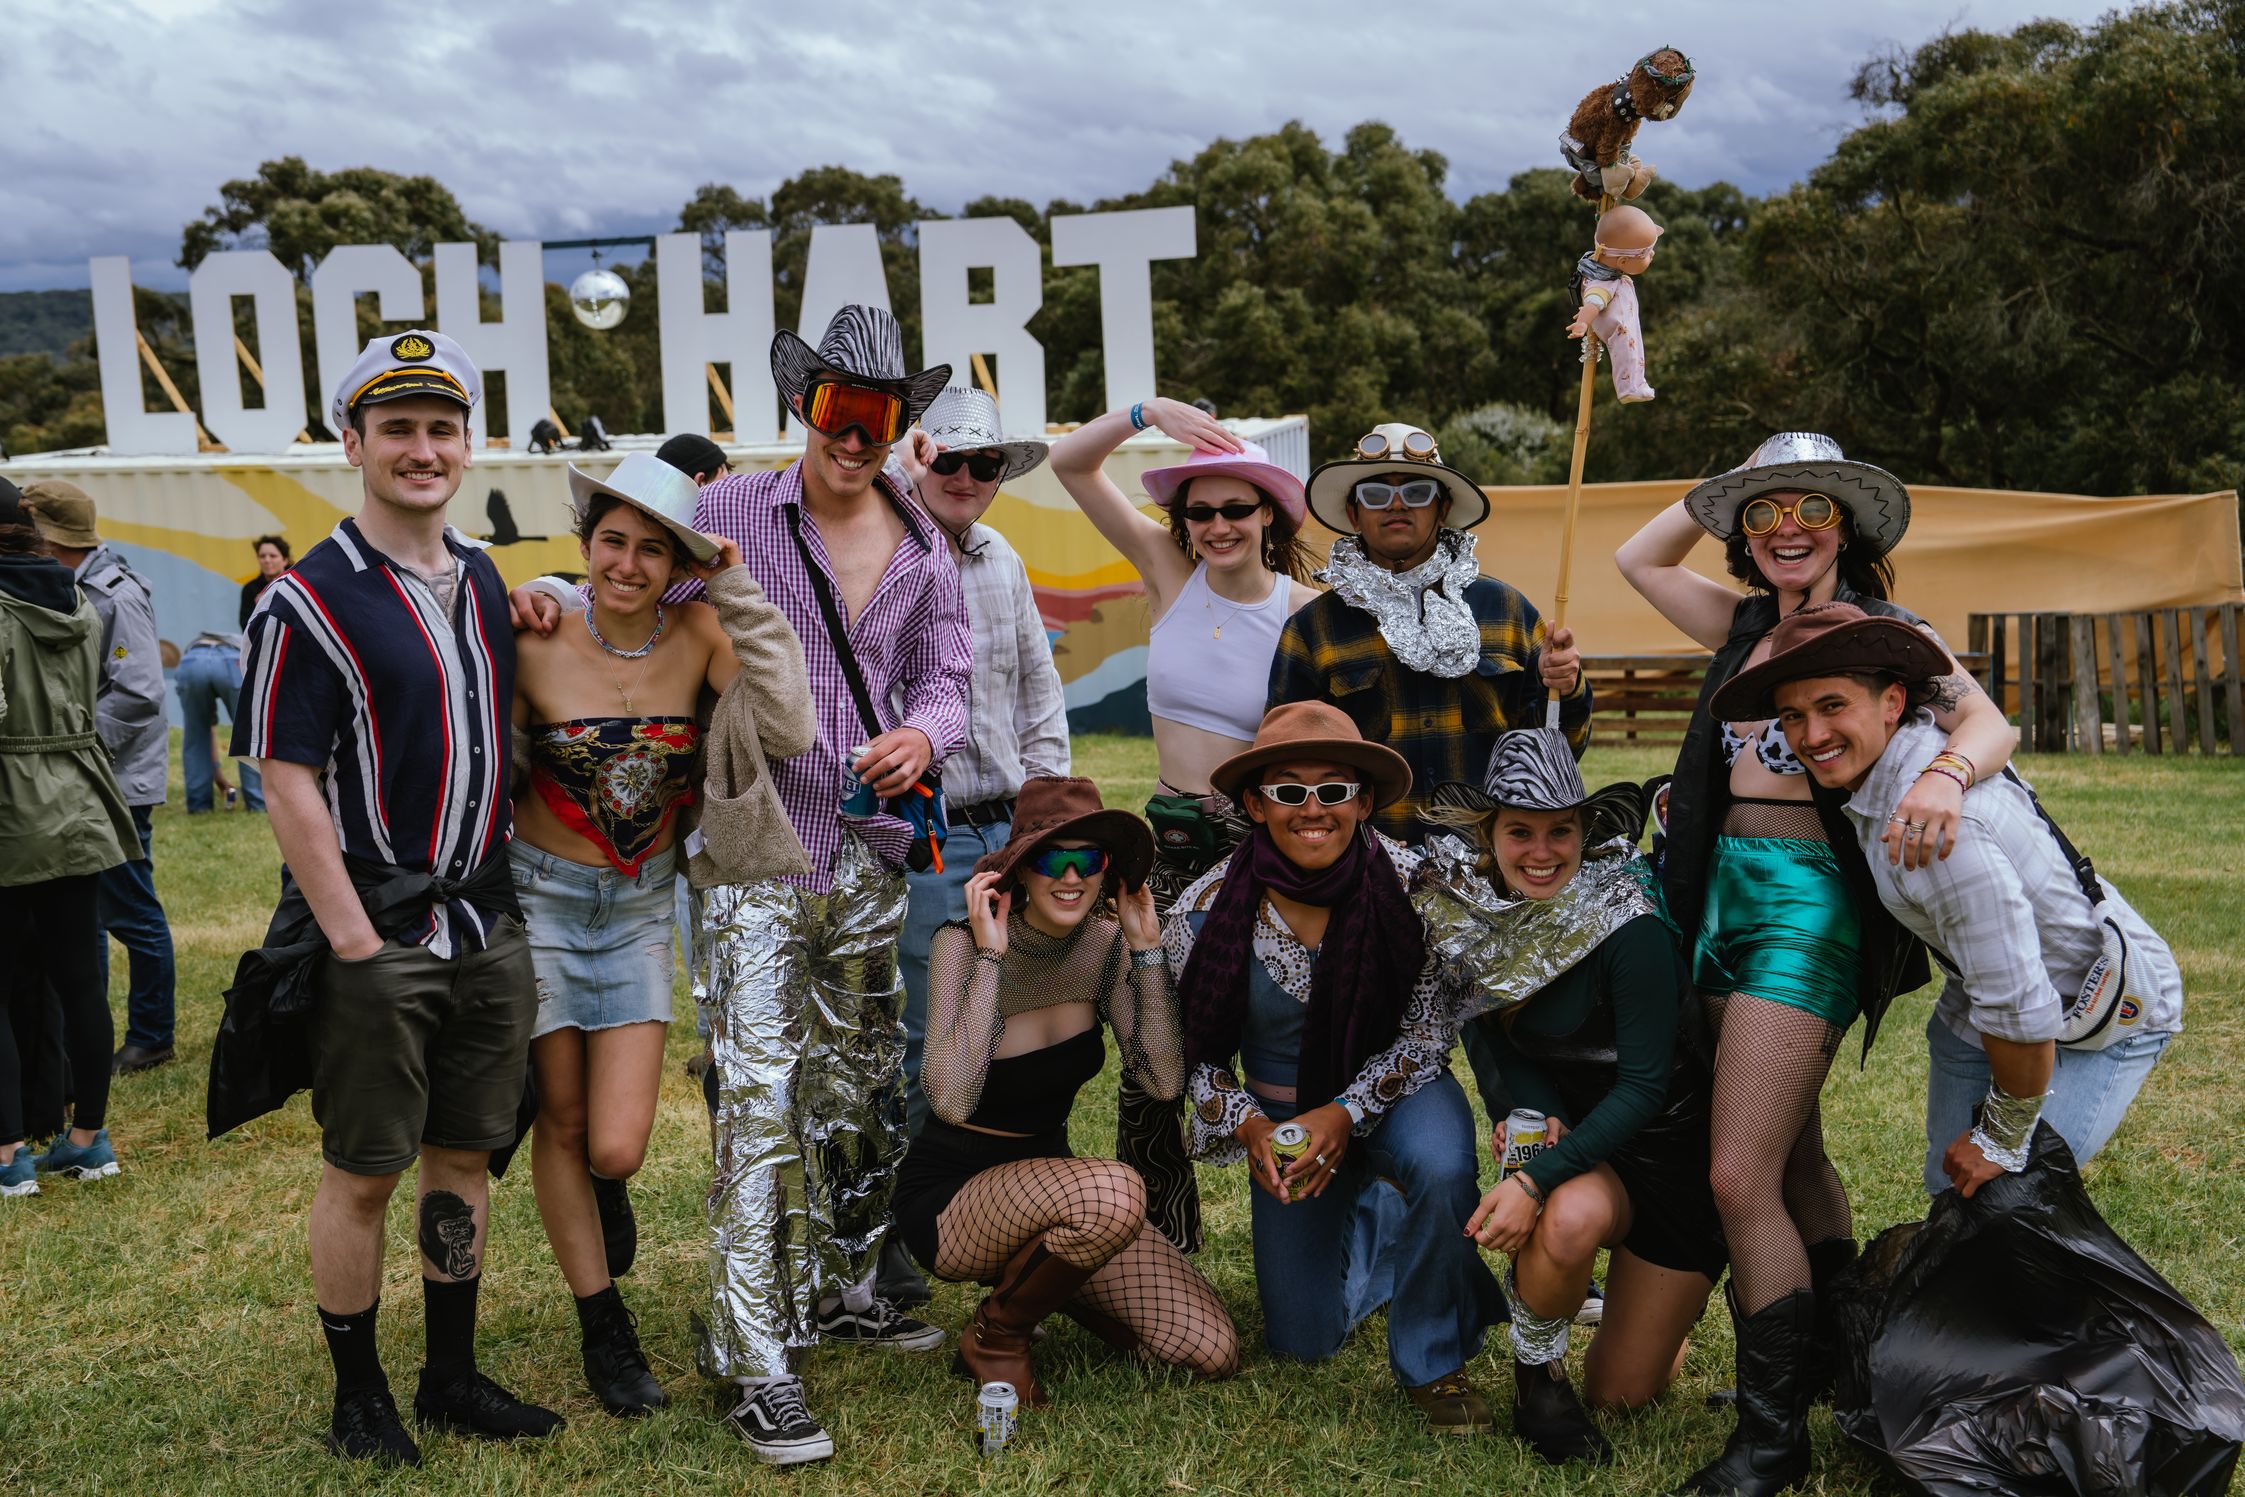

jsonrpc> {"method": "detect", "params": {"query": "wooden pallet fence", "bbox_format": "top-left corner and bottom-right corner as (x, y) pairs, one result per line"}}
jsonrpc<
(1584, 648), (1996, 749)
(1967, 606), (2243, 755)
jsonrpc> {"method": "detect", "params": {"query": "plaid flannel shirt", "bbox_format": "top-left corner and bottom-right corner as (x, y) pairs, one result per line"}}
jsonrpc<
(1267, 575), (1590, 841)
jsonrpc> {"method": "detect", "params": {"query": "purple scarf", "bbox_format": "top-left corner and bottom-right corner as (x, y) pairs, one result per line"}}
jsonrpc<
(1177, 825), (1427, 1111)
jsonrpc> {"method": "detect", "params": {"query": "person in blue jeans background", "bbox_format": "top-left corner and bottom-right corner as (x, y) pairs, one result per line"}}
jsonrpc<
(21, 480), (178, 1074)
(177, 631), (265, 813)
(1167, 702), (1501, 1435)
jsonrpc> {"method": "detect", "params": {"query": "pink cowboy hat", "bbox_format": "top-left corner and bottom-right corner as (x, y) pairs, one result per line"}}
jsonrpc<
(1139, 440), (1307, 524)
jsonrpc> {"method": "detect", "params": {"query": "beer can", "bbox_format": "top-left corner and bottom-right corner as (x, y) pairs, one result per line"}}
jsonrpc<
(1269, 1121), (1312, 1171)
(1500, 1108), (1549, 1178)
(976, 1381), (1019, 1457)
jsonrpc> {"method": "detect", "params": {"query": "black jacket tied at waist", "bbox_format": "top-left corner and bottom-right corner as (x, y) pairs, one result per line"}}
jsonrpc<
(206, 850), (529, 1162)
(1661, 587), (1931, 1060)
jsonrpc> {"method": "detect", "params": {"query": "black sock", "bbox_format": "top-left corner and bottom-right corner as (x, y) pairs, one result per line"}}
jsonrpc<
(423, 1276), (479, 1377)
(575, 1283), (623, 1337)
(319, 1300), (385, 1395)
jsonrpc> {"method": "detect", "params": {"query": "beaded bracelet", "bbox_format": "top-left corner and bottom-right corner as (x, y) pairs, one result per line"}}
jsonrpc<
(1129, 401), (1148, 431)
(1926, 749), (1977, 788)
(1512, 1171), (1547, 1207)
(1919, 763), (1970, 794)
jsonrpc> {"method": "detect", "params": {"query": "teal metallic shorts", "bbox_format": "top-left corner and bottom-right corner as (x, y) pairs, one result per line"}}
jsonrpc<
(1692, 836), (1862, 1027)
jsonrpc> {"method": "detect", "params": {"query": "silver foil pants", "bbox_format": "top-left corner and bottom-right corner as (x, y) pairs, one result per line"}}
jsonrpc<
(694, 834), (908, 1379)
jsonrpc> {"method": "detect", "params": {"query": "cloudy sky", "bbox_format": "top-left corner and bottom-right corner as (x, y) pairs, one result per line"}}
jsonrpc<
(5, 0), (2126, 293)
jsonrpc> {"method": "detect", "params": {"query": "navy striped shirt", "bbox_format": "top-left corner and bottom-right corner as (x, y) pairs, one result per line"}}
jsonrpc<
(233, 518), (514, 956)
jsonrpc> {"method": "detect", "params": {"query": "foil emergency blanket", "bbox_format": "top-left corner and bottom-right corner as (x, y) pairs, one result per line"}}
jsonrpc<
(1504, 1266), (1573, 1365)
(1317, 532), (1485, 679)
(694, 830), (908, 1379)
(1411, 833), (1660, 1024)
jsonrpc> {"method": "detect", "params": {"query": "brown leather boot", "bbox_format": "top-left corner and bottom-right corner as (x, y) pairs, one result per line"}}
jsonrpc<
(955, 1235), (1097, 1408)
(1062, 1300), (1143, 1357)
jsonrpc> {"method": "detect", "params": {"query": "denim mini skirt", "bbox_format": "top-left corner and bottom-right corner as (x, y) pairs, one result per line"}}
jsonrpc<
(509, 840), (679, 1037)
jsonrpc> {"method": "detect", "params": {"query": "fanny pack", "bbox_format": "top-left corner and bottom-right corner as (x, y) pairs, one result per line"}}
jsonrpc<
(2004, 769), (2153, 1051)
(784, 505), (947, 874)
(1145, 792), (1224, 868)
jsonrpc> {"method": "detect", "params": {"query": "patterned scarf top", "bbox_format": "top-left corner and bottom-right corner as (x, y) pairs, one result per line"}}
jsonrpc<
(529, 716), (700, 875)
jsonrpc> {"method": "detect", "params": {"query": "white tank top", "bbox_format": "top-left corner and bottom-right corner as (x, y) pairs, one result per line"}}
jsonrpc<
(1145, 563), (1290, 741)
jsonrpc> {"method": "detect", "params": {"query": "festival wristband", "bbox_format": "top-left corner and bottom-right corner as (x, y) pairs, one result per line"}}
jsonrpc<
(1970, 1083), (2049, 1172)
(1340, 1098), (1368, 1129)
(1129, 401), (1148, 431)
(1513, 1171), (1547, 1207)
(1129, 946), (1167, 970)
(1919, 764), (1970, 794)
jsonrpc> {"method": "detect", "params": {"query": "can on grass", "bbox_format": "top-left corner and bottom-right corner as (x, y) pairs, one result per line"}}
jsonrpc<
(976, 1381), (1019, 1457)
(1500, 1108), (1549, 1178)
(1268, 1121), (1313, 1173)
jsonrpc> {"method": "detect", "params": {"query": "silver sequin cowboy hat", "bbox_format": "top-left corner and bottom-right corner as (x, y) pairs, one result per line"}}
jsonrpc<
(770, 304), (952, 428)
(1306, 422), (1490, 534)
(1681, 431), (1910, 557)
(916, 387), (1049, 482)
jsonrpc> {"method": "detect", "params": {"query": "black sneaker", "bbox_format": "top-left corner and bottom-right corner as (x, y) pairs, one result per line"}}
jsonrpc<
(816, 1295), (944, 1351)
(592, 1175), (637, 1278)
(724, 1377), (834, 1466)
(582, 1295), (667, 1416)
(327, 1383), (422, 1467)
(413, 1365), (566, 1441)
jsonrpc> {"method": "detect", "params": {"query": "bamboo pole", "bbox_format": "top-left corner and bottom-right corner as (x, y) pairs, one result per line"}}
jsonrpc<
(1547, 193), (1613, 729)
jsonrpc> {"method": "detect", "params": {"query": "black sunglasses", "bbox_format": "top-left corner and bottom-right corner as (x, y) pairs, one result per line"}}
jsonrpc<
(930, 450), (1008, 483)
(1178, 500), (1266, 524)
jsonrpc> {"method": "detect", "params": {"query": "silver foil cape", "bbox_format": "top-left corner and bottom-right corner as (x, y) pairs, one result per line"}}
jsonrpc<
(693, 831), (908, 1379)
(1411, 833), (1659, 1023)
(1318, 532), (1484, 678)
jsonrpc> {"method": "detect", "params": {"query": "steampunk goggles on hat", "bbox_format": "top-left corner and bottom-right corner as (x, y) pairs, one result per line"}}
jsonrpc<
(802, 375), (910, 445)
(1354, 428), (1439, 463)
(1739, 492), (1842, 537)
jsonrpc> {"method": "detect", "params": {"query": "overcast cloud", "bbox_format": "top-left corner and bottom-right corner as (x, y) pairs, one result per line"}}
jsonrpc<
(3, 0), (2126, 292)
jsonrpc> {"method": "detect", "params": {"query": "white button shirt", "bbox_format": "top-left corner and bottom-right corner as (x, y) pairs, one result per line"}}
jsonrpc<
(916, 522), (1071, 806)
(1839, 715), (2183, 1047)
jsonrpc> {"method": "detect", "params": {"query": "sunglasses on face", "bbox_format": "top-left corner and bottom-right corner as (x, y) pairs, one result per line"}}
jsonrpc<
(802, 377), (909, 445)
(1352, 479), (1442, 511)
(1354, 429), (1438, 462)
(1739, 492), (1842, 537)
(930, 449), (1007, 482)
(1256, 781), (1364, 807)
(1180, 499), (1266, 524)
(1026, 845), (1110, 880)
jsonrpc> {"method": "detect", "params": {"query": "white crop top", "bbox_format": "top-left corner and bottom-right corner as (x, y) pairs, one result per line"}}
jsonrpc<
(1145, 563), (1289, 741)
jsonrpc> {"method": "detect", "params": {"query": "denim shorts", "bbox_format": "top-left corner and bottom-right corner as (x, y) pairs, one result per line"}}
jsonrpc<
(509, 841), (678, 1038)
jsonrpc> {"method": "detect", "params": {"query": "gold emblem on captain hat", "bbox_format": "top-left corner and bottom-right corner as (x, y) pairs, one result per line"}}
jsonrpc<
(391, 333), (435, 362)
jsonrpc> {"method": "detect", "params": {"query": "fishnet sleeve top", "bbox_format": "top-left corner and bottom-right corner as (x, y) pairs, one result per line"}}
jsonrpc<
(921, 913), (1184, 1128)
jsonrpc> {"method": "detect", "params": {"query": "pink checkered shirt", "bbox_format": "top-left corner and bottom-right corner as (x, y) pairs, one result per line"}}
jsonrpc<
(666, 460), (971, 891)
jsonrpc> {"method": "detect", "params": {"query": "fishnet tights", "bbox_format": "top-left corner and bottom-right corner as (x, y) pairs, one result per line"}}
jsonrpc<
(933, 1156), (1238, 1378)
(1705, 991), (1852, 1315)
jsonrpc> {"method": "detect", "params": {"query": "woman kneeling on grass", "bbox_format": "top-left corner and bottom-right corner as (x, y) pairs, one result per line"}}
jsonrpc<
(1167, 703), (1503, 1434)
(1419, 729), (1723, 1467)
(894, 777), (1238, 1406)
(511, 453), (811, 1415)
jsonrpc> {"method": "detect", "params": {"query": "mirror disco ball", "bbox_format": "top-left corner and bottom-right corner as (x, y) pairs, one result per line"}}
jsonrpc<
(569, 267), (630, 330)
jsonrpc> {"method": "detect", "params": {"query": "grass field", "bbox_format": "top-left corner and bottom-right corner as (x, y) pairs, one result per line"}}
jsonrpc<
(4, 733), (2241, 1495)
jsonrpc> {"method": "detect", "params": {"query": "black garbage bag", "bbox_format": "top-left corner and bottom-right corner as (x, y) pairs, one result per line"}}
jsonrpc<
(1830, 1124), (2245, 1496)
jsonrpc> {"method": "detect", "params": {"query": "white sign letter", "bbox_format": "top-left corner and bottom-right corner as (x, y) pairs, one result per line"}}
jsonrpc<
(918, 217), (1046, 435)
(89, 257), (195, 455)
(658, 230), (778, 443)
(311, 245), (424, 437)
(189, 249), (307, 454)
(1050, 207), (1196, 412)
(434, 240), (550, 448)
(787, 223), (891, 436)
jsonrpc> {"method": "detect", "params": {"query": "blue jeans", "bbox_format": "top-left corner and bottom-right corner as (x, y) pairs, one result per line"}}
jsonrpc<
(1251, 1071), (1502, 1388)
(1922, 1010), (2174, 1194)
(175, 643), (263, 812)
(97, 805), (176, 1051)
(898, 815), (1011, 1137)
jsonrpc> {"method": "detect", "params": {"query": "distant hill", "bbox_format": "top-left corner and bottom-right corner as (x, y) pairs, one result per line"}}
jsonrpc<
(0, 289), (94, 359)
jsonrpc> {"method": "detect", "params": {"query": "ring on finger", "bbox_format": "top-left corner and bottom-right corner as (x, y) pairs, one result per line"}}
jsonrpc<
(1315, 1153), (1329, 1166)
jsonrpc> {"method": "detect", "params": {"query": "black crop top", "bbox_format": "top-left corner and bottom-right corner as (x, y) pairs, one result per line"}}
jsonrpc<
(962, 1025), (1105, 1136)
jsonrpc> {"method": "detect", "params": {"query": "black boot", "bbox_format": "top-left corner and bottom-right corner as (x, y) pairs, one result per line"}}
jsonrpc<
(1512, 1357), (1613, 1466)
(1802, 1238), (1857, 1403)
(592, 1175), (637, 1278)
(578, 1286), (667, 1416)
(875, 1233), (931, 1310)
(1668, 1286), (1814, 1496)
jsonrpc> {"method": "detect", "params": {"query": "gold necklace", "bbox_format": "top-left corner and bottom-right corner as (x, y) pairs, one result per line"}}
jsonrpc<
(1203, 584), (1255, 640)
(608, 652), (657, 712)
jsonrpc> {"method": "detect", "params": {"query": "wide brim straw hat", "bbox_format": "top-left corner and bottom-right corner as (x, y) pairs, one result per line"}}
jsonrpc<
(1709, 601), (1951, 721)
(974, 776), (1157, 891)
(917, 387), (1049, 482)
(1681, 431), (1911, 557)
(1306, 422), (1490, 534)
(1425, 727), (1647, 847)
(1141, 440), (1307, 523)
(770, 304), (951, 426)
(566, 451), (719, 563)
(1209, 701), (1413, 810)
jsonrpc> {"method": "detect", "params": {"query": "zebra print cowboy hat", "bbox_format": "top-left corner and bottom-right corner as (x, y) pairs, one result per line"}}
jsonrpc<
(1425, 727), (1647, 848)
(1681, 431), (1910, 557)
(770, 304), (952, 428)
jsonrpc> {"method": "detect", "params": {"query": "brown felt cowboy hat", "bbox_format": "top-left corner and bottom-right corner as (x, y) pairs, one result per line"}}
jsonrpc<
(1709, 601), (1951, 721)
(1209, 701), (1414, 810)
(975, 776), (1157, 890)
